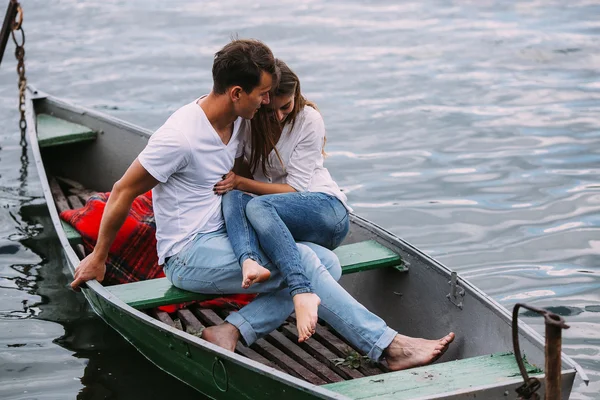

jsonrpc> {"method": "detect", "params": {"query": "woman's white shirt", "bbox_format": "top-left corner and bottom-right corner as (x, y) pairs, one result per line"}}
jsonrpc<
(239, 106), (351, 211)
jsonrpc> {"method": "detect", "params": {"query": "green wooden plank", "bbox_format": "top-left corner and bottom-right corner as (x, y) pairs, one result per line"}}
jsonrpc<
(324, 352), (542, 399)
(37, 114), (97, 148)
(109, 240), (404, 309)
(106, 278), (219, 309)
(61, 220), (82, 246)
(335, 240), (405, 274)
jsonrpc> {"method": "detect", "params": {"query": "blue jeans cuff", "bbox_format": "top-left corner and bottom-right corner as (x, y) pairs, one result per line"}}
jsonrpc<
(225, 311), (257, 346)
(290, 286), (313, 296)
(368, 327), (397, 361)
(239, 252), (262, 266)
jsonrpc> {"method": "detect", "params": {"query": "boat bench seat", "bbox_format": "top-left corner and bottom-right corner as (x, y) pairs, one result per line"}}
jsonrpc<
(324, 352), (542, 399)
(37, 114), (97, 148)
(62, 220), (83, 245)
(104, 240), (406, 309)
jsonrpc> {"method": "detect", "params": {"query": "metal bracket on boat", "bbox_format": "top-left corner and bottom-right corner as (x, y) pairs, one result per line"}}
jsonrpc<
(212, 357), (229, 393)
(446, 271), (465, 309)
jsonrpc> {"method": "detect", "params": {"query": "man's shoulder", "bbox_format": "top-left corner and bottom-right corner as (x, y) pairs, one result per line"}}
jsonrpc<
(163, 100), (199, 129)
(157, 99), (213, 141)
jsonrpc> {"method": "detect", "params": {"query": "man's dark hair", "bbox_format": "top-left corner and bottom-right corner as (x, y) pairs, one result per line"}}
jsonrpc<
(212, 39), (278, 94)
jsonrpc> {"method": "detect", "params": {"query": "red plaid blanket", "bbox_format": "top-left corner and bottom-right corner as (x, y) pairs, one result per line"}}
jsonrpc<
(59, 191), (255, 312)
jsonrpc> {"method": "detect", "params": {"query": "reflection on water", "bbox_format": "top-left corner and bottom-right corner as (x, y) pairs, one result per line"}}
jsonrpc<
(0, 0), (598, 398)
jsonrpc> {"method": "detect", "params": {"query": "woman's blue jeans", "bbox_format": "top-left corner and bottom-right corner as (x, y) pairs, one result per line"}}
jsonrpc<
(222, 190), (349, 297)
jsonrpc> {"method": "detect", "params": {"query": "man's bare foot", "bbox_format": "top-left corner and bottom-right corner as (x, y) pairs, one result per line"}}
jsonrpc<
(292, 292), (321, 342)
(241, 259), (271, 289)
(202, 322), (240, 352)
(384, 332), (455, 371)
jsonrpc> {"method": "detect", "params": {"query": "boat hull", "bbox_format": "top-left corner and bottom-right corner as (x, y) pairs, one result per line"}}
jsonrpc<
(25, 86), (583, 399)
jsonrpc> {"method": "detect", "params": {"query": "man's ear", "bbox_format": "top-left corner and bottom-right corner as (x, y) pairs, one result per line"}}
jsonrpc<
(230, 86), (243, 102)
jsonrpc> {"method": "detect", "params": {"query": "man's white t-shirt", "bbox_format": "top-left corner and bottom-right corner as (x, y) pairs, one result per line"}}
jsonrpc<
(138, 98), (247, 264)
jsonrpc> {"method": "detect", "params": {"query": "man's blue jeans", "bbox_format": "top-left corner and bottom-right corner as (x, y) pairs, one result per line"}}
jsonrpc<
(222, 190), (349, 296)
(163, 227), (396, 361)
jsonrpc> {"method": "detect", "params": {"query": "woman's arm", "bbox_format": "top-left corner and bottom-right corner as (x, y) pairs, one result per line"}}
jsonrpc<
(215, 157), (297, 195)
(214, 171), (296, 195)
(236, 175), (296, 194)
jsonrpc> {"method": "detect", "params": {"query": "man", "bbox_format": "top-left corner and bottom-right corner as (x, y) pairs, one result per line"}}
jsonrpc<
(71, 39), (454, 371)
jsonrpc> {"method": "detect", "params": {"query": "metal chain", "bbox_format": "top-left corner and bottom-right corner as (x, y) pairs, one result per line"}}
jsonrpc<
(11, 4), (27, 172)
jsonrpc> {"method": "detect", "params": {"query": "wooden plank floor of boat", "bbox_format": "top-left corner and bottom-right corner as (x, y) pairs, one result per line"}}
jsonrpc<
(49, 175), (388, 385)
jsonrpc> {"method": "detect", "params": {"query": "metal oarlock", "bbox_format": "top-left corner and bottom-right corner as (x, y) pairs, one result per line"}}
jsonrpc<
(512, 303), (569, 400)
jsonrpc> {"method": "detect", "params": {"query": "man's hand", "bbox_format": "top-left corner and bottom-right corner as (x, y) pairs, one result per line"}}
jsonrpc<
(214, 171), (238, 195)
(71, 252), (107, 291)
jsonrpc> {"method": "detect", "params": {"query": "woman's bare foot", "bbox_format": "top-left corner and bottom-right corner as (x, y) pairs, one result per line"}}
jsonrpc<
(292, 292), (321, 342)
(384, 332), (455, 371)
(202, 322), (240, 352)
(241, 259), (271, 289)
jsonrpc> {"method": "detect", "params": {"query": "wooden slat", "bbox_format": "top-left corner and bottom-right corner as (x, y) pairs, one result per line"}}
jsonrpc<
(280, 324), (364, 380)
(310, 322), (385, 376)
(265, 329), (344, 383)
(50, 177), (83, 247)
(324, 352), (543, 400)
(191, 308), (295, 376)
(56, 176), (86, 190)
(151, 309), (176, 327)
(251, 337), (327, 384)
(176, 309), (205, 336)
(67, 195), (84, 209)
(68, 187), (98, 203)
(193, 308), (224, 327)
(49, 176), (70, 213)
(37, 114), (97, 148)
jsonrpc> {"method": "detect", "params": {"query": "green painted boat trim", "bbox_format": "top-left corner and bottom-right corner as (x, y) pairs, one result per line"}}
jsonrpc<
(61, 220), (83, 245)
(37, 113), (97, 147)
(107, 278), (220, 309)
(106, 239), (404, 309)
(323, 352), (542, 399)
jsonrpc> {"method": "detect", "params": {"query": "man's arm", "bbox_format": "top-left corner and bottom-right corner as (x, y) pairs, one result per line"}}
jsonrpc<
(70, 159), (159, 290)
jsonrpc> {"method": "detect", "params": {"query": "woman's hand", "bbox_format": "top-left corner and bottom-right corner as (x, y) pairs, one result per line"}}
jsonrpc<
(214, 171), (238, 195)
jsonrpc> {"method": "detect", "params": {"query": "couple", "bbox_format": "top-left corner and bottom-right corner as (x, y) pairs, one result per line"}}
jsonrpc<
(71, 39), (454, 371)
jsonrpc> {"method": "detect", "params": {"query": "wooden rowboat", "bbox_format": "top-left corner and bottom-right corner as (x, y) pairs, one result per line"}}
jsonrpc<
(24, 85), (586, 399)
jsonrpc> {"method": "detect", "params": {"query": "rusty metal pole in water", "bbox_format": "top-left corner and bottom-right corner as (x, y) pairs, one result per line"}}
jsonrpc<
(544, 313), (568, 400)
(512, 303), (569, 400)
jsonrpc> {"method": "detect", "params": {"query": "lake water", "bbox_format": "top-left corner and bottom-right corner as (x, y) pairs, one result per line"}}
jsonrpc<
(0, 0), (598, 398)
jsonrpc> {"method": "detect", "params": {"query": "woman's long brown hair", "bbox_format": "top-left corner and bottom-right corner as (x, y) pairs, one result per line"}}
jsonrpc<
(248, 59), (321, 177)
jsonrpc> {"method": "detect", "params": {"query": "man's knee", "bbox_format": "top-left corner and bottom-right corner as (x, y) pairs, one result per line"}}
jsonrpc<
(300, 242), (342, 280)
(296, 243), (335, 279)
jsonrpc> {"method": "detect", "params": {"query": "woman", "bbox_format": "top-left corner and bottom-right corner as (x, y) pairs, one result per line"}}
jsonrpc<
(214, 59), (351, 342)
